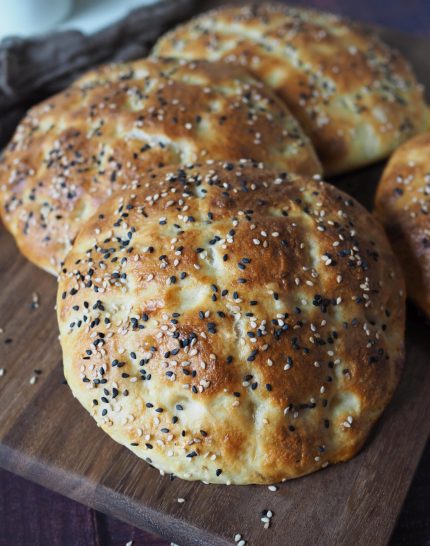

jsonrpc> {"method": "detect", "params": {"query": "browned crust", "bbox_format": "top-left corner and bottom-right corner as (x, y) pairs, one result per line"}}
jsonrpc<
(154, 2), (429, 175)
(375, 133), (430, 317)
(0, 57), (320, 275)
(57, 161), (405, 484)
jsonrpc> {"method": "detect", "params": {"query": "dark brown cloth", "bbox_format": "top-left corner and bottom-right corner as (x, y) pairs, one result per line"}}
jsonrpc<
(0, 0), (195, 144)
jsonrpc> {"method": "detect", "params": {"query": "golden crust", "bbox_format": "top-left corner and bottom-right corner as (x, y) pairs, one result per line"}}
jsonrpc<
(153, 2), (429, 175)
(57, 161), (405, 485)
(375, 133), (430, 317)
(0, 57), (320, 275)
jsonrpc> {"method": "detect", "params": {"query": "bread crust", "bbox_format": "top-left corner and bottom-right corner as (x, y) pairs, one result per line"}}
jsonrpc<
(154, 2), (429, 175)
(57, 161), (405, 484)
(375, 133), (430, 317)
(0, 57), (320, 275)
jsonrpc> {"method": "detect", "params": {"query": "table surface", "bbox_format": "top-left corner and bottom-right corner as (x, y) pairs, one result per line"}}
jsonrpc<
(1, 0), (429, 545)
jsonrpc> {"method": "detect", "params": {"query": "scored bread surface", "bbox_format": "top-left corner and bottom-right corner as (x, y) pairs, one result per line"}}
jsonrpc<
(154, 2), (429, 175)
(57, 161), (405, 485)
(0, 57), (320, 275)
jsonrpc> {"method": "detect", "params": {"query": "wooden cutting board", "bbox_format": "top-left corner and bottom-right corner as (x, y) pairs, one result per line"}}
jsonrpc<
(0, 17), (429, 546)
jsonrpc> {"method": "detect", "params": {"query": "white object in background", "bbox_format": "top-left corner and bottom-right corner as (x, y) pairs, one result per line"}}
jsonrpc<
(0, 0), (74, 36)
(60, 0), (159, 35)
(0, 0), (160, 40)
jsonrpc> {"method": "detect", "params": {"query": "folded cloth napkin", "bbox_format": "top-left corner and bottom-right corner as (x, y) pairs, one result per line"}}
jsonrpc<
(0, 0), (195, 146)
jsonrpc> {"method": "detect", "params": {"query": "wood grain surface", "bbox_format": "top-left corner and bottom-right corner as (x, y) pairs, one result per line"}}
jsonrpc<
(2, 439), (429, 546)
(1, 435), (429, 546)
(0, 18), (430, 546)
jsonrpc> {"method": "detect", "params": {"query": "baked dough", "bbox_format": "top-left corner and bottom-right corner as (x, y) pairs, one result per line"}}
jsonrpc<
(0, 57), (320, 275)
(375, 133), (430, 317)
(57, 161), (405, 484)
(154, 3), (429, 175)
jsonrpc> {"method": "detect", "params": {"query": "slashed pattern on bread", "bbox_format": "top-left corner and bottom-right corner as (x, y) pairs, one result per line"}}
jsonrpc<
(154, 2), (429, 175)
(57, 161), (405, 484)
(0, 57), (320, 275)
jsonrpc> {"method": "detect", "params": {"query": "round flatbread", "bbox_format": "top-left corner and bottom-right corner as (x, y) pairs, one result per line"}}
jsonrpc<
(58, 161), (405, 484)
(154, 3), (429, 175)
(375, 133), (430, 317)
(0, 57), (320, 274)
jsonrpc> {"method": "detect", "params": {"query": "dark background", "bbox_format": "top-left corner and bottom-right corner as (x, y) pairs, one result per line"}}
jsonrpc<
(1, 1), (429, 545)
